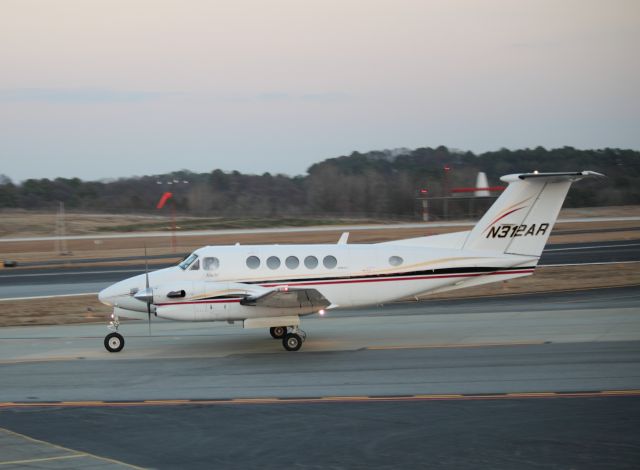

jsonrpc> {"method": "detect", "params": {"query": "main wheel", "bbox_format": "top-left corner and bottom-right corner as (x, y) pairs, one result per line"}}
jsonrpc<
(282, 333), (303, 352)
(270, 326), (287, 339)
(104, 332), (125, 353)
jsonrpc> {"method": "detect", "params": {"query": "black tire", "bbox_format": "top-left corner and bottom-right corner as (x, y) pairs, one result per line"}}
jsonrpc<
(104, 332), (125, 353)
(270, 326), (287, 339)
(283, 333), (302, 352)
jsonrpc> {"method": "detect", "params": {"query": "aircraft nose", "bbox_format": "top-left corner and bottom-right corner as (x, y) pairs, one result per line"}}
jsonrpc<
(98, 284), (118, 306)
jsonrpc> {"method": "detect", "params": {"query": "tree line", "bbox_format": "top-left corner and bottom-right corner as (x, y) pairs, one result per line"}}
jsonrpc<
(1, 146), (638, 219)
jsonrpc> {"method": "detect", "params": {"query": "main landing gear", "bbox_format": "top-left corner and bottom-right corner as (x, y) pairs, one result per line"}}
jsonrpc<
(104, 312), (125, 353)
(269, 325), (306, 351)
(283, 327), (306, 352)
(269, 326), (287, 339)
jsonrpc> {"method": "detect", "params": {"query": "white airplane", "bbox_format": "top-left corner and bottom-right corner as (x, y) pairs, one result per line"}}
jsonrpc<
(98, 171), (601, 352)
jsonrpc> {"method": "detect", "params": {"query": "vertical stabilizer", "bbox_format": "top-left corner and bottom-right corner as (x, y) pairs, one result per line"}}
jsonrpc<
(462, 171), (602, 257)
(475, 172), (490, 197)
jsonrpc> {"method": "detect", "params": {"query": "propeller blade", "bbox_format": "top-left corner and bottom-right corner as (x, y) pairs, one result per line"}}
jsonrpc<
(144, 245), (152, 336)
(144, 246), (150, 289)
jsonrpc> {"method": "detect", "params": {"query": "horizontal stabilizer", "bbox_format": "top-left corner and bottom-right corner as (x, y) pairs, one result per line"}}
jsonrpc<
(503, 171), (604, 182)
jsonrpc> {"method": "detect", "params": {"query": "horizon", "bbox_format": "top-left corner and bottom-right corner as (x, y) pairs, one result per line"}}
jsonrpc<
(1, 144), (636, 184)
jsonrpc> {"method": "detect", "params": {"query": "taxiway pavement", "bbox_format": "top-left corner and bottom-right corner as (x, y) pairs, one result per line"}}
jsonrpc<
(1, 286), (638, 402)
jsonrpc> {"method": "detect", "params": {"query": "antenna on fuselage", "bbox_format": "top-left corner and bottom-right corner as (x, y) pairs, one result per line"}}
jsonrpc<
(338, 232), (349, 245)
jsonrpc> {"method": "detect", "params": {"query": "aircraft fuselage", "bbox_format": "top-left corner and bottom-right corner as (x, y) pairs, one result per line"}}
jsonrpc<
(99, 243), (535, 322)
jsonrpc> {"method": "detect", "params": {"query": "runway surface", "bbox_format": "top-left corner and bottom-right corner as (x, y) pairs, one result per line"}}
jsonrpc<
(0, 287), (639, 468)
(1, 239), (638, 299)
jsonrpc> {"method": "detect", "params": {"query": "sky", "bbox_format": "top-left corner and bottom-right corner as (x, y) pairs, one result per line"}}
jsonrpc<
(0, 0), (639, 182)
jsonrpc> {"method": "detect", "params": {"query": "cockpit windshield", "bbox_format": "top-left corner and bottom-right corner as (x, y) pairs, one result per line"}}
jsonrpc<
(179, 253), (198, 270)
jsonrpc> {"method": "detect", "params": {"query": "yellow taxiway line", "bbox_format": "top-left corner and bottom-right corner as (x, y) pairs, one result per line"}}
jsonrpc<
(1, 390), (639, 409)
(367, 341), (546, 350)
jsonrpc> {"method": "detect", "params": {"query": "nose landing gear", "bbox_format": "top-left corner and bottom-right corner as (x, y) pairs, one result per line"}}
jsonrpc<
(104, 312), (125, 353)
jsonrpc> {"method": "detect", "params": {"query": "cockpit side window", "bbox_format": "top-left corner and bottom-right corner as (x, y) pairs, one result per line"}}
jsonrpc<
(203, 257), (220, 271)
(179, 253), (198, 270)
(189, 259), (200, 270)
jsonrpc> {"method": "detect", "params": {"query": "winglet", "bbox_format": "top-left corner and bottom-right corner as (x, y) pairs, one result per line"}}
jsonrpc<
(338, 232), (349, 245)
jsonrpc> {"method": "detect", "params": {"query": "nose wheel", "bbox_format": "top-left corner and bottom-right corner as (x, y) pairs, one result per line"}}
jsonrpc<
(104, 332), (125, 352)
(104, 312), (125, 353)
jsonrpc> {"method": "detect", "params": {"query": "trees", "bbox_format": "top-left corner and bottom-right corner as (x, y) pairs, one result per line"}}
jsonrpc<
(2, 147), (638, 216)
(0, 175), (17, 207)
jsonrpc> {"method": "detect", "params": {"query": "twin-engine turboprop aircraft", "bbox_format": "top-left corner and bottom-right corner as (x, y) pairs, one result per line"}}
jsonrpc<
(98, 171), (601, 352)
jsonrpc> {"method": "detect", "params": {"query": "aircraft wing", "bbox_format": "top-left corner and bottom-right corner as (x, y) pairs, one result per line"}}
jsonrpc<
(240, 287), (331, 309)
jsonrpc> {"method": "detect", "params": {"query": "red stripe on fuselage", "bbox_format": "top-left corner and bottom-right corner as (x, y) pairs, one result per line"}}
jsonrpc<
(156, 298), (242, 307)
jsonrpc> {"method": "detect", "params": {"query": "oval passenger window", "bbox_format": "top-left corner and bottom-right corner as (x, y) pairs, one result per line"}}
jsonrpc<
(304, 256), (318, 269)
(323, 255), (337, 269)
(267, 256), (281, 269)
(246, 256), (261, 269)
(285, 256), (300, 269)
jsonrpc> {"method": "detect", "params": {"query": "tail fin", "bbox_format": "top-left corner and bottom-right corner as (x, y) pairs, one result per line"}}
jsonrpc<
(462, 171), (603, 257)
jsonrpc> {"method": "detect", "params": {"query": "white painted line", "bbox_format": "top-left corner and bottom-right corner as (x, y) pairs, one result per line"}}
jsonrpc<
(0, 292), (99, 302)
(2, 268), (143, 278)
(0, 454), (85, 465)
(544, 243), (640, 252)
(1, 223), (466, 242)
(1, 216), (638, 242)
(540, 261), (640, 267)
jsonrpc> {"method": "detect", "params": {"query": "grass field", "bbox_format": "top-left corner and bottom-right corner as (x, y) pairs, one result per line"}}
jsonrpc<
(0, 210), (398, 238)
(1, 205), (639, 237)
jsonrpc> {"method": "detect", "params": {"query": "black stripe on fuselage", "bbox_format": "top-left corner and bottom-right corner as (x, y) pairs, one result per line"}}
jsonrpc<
(238, 265), (536, 286)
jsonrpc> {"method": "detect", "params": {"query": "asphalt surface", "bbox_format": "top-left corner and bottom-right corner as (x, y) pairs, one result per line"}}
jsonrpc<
(1, 396), (639, 470)
(0, 287), (639, 468)
(0, 239), (638, 299)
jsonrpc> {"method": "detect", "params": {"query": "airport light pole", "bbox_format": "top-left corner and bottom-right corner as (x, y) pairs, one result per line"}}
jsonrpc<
(442, 165), (451, 220)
